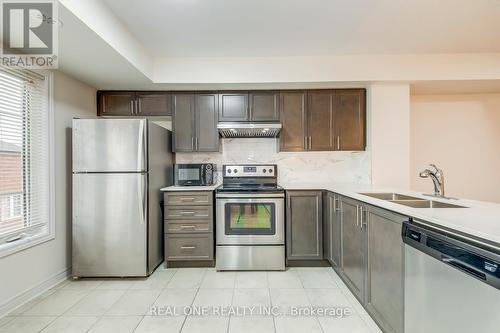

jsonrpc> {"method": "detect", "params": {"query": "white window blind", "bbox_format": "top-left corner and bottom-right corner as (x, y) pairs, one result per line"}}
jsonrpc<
(0, 67), (52, 256)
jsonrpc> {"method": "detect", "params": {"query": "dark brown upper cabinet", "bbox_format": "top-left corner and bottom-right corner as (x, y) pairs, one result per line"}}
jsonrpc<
(136, 93), (172, 116)
(172, 93), (219, 153)
(279, 91), (307, 151)
(279, 89), (366, 152)
(195, 94), (219, 152)
(98, 92), (135, 116)
(218, 92), (248, 122)
(334, 89), (366, 151)
(97, 91), (171, 117)
(218, 91), (280, 122)
(308, 91), (334, 150)
(249, 91), (280, 121)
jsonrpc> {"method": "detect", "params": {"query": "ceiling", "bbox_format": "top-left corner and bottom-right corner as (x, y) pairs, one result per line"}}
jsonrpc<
(102, 0), (500, 57)
(58, 5), (152, 89)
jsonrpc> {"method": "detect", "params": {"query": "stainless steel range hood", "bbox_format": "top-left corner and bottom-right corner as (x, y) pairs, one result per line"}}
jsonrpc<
(217, 123), (281, 138)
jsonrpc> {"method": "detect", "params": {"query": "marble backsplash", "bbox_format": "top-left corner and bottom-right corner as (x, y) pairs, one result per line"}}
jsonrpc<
(175, 138), (372, 185)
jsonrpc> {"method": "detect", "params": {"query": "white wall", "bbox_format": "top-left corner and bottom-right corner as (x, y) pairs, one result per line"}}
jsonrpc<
(0, 71), (96, 315)
(370, 83), (411, 188)
(410, 93), (500, 203)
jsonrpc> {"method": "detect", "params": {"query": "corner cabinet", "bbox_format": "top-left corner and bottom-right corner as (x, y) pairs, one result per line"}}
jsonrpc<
(97, 91), (172, 116)
(172, 93), (219, 152)
(279, 89), (366, 152)
(218, 91), (280, 122)
(286, 191), (323, 260)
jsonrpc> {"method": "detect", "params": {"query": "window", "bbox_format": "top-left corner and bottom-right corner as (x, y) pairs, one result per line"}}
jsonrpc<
(0, 67), (53, 256)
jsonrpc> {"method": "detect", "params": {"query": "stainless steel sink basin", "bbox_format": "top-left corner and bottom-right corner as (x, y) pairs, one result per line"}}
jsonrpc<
(359, 192), (425, 201)
(389, 200), (466, 208)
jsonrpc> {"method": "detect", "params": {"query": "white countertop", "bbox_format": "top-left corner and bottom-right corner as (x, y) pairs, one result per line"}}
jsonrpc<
(160, 183), (221, 191)
(280, 181), (500, 247)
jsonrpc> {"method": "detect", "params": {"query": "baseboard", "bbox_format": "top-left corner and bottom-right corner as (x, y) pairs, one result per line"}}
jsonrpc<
(0, 267), (71, 317)
(286, 259), (331, 267)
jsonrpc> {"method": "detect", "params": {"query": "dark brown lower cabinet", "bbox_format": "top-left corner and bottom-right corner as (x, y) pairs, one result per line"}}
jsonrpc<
(365, 205), (404, 333)
(286, 190), (323, 260)
(164, 191), (214, 267)
(335, 195), (404, 333)
(327, 192), (342, 267)
(340, 196), (365, 301)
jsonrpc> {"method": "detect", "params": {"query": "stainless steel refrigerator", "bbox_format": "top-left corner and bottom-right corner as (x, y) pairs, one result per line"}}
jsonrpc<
(72, 118), (173, 277)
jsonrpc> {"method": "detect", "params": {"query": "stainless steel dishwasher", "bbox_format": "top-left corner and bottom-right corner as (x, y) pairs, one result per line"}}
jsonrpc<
(403, 219), (500, 333)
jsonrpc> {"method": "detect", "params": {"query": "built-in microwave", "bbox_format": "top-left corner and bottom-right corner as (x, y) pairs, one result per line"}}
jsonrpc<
(174, 164), (216, 186)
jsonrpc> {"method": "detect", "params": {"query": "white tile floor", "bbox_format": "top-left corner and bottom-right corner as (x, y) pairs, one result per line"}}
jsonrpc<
(0, 267), (382, 333)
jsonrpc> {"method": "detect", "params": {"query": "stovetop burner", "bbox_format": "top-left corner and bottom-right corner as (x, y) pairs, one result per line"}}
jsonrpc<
(217, 164), (283, 193)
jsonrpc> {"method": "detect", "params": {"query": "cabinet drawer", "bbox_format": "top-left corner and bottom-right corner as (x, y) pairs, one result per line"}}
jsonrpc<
(165, 206), (212, 220)
(165, 220), (211, 233)
(164, 192), (213, 206)
(165, 234), (213, 260)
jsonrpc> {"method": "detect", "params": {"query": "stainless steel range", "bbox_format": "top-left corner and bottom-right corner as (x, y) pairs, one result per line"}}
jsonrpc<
(216, 164), (285, 271)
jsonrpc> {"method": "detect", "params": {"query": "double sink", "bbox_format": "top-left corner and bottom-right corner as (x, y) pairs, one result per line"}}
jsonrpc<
(359, 192), (466, 208)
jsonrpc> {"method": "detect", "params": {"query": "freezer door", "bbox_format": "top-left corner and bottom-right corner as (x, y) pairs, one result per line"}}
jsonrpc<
(72, 173), (148, 277)
(73, 118), (147, 172)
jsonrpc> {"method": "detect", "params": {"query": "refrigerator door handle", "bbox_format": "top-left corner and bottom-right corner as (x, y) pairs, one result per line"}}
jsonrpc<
(137, 174), (146, 224)
(137, 120), (146, 172)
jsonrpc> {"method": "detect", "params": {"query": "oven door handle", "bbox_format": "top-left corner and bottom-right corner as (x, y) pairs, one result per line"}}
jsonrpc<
(216, 193), (285, 199)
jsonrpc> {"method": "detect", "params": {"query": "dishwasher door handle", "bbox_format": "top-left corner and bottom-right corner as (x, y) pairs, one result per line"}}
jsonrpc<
(441, 256), (487, 281)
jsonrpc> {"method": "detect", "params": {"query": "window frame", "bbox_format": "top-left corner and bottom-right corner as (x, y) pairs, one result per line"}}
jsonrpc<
(0, 70), (55, 258)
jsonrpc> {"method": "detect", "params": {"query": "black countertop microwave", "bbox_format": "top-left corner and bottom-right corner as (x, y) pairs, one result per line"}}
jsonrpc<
(174, 163), (216, 186)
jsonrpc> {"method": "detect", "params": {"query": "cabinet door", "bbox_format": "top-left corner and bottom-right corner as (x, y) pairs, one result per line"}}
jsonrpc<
(340, 196), (365, 301)
(195, 93), (219, 152)
(172, 94), (195, 152)
(249, 91), (280, 121)
(334, 89), (366, 151)
(98, 92), (135, 116)
(218, 92), (248, 121)
(322, 192), (330, 262)
(136, 93), (172, 116)
(329, 193), (342, 267)
(307, 91), (334, 150)
(279, 91), (307, 151)
(365, 206), (404, 333)
(286, 191), (323, 260)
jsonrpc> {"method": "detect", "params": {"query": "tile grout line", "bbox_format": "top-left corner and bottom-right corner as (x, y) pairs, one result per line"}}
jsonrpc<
(177, 267), (208, 333)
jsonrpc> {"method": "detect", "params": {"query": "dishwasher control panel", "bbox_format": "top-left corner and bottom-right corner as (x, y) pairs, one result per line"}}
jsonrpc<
(402, 220), (500, 291)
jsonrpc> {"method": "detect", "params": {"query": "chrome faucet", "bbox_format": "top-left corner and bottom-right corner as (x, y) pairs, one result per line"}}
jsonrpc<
(419, 164), (445, 197)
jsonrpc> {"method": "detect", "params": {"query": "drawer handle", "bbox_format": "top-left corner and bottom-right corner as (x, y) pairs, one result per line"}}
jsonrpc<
(179, 211), (195, 215)
(180, 225), (196, 229)
(180, 246), (196, 250)
(179, 197), (196, 201)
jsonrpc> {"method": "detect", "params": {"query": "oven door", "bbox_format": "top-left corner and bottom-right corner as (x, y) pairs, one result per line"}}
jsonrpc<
(216, 194), (284, 245)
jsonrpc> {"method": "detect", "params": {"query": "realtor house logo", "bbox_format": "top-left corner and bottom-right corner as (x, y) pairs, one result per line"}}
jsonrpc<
(0, 0), (58, 68)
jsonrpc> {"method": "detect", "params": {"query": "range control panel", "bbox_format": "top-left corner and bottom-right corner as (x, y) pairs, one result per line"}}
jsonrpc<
(223, 165), (277, 178)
